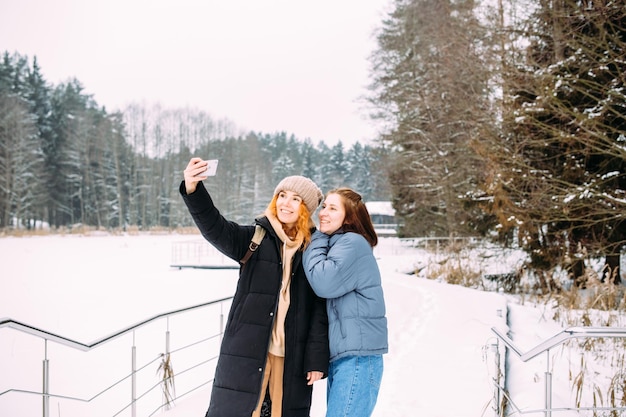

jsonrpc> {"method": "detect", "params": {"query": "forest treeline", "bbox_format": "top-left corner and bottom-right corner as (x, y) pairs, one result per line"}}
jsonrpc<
(0, 52), (391, 230)
(1, 0), (625, 285)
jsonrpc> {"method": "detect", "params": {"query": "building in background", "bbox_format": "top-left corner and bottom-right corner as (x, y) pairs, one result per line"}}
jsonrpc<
(365, 201), (399, 237)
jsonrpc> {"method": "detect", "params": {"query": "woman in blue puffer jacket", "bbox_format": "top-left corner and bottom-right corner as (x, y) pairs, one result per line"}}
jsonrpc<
(302, 187), (388, 417)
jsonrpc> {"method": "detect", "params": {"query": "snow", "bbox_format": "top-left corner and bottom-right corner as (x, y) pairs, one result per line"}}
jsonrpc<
(365, 201), (395, 217)
(0, 233), (619, 417)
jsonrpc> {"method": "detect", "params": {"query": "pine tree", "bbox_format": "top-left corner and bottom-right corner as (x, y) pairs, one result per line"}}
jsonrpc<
(368, 0), (494, 237)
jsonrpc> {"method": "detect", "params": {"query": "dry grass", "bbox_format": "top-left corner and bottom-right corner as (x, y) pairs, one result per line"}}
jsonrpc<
(416, 241), (626, 415)
(157, 353), (176, 410)
(543, 269), (626, 414)
(421, 247), (483, 287)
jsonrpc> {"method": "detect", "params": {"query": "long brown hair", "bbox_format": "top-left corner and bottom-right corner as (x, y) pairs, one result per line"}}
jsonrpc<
(328, 187), (378, 247)
(267, 194), (314, 248)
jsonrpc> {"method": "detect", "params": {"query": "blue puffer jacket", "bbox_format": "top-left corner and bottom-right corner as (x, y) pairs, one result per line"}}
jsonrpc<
(303, 229), (388, 362)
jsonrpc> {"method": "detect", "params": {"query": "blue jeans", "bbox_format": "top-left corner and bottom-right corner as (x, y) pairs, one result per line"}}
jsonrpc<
(326, 355), (383, 417)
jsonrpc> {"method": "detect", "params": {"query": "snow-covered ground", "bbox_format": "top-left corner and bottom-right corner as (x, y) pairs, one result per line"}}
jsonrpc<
(0, 233), (619, 417)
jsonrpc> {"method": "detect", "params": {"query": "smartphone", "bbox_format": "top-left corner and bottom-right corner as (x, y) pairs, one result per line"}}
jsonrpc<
(201, 159), (219, 177)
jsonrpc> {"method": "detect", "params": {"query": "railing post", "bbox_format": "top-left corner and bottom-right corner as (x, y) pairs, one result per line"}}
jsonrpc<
(131, 331), (137, 417)
(545, 351), (552, 417)
(163, 319), (172, 411)
(166, 317), (171, 354)
(42, 340), (49, 417)
(220, 302), (225, 336)
(485, 339), (502, 417)
(493, 341), (501, 416)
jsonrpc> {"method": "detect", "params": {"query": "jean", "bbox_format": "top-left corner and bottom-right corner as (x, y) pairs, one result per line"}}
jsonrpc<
(325, 355), (383, 417)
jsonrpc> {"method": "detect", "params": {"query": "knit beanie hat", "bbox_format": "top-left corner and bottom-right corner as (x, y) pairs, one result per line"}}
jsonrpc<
(274, 175), (323, 214)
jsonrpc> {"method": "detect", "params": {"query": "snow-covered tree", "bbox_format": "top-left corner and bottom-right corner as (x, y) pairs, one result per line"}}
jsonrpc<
(368, 0), (495, 237)
(487, 1), (626, 284)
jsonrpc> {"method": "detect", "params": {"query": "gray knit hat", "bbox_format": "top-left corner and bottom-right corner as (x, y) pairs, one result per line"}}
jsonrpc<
(274, 175), (323, 214)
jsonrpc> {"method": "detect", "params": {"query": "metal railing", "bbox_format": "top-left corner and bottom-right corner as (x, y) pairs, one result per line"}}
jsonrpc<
(0, 296), (233, 417)
(490, 326), (626, 417)
(170, 240), (238, 269)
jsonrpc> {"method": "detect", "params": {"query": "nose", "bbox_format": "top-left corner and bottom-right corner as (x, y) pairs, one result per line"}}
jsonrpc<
(278, 197), (291, 207)
(288, 199), (299, 209)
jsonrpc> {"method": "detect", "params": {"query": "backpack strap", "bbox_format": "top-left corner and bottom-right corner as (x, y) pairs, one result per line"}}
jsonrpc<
(240, 224), (266, 265)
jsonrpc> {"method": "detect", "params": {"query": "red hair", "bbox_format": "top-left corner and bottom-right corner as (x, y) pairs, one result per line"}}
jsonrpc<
(267, 195), (313, 248)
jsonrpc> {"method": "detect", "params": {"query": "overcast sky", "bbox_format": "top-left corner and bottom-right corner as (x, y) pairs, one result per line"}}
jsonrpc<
(0, 0), (391, 145)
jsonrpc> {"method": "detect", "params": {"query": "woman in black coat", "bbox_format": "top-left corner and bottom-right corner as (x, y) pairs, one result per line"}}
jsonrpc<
(180, 157), (329, 417)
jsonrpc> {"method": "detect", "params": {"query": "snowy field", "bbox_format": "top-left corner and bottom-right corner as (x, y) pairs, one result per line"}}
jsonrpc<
(0, 233), (616, 417)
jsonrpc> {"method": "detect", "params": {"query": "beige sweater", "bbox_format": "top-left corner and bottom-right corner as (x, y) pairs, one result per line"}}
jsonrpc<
(265, 209), (304, 357)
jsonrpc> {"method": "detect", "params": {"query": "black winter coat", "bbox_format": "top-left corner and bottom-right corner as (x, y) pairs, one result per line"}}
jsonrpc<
(180, 182), (330, 417)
